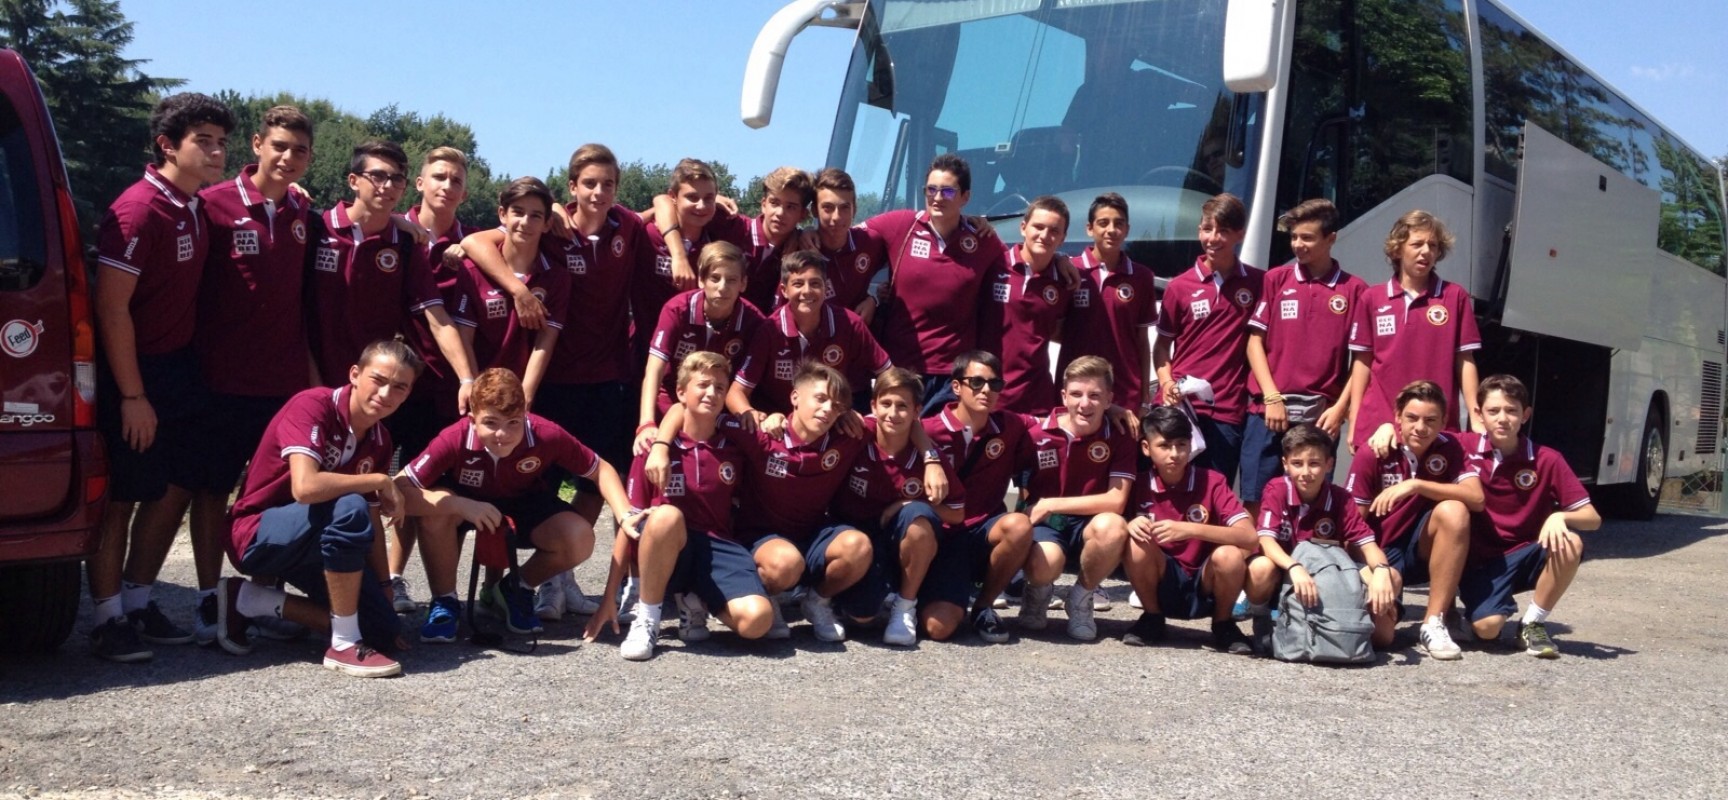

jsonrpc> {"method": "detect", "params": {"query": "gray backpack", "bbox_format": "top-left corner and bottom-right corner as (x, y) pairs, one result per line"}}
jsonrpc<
(1272, 540), (1376, 664)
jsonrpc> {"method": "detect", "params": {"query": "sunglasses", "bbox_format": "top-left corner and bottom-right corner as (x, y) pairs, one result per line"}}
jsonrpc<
(924, 185), (960, 200)
(958, 375), (1005, 392)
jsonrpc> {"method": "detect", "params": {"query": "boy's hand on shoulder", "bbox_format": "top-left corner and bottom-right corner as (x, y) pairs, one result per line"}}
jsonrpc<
(835, 409), (866, 439)
(1366, 423), (1397, 458)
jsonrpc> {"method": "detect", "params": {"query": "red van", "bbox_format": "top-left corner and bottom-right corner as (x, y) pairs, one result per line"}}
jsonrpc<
(0, 48), (106, 653)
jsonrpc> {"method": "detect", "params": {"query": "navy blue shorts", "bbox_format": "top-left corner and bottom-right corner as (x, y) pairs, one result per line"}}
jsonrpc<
(1237, 413), (1284, 503)
(918, 373), (958, 418)
(921, 513), (1004, 609)
(238, 494), (399, 644)
(1192, 414), (1245, 492)
(1382, 508), (1434, 585)
(98, 347), (209, 503)
(446, 487), (578, 549)
(753, 524), (879, 619)
(1156, 558), (1215, 620)
(191, 392), (290, 494)
(669, 533), (768, 612)
(1458, 544), (1547, 622)
(536, 381), (630, 496)
(1032, 513), (1095, 562)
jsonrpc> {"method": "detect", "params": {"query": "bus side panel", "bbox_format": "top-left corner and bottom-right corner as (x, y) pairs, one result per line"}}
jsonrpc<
(1330, 175), (1475, 295)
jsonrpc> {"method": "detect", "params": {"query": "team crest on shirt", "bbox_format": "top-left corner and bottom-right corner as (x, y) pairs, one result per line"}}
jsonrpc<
(291, 219), (307, 244)
(531, 287), (548, 303)
(315, 247), (340, 273)
(1041, 285), (1060, 305)
(725, 340), (744, 358)
(1233, 288), (1254, 307)
(960, 235), (978, 254)
(985, 439), (1006, 459)
(376, 249), (399, 273)
(356, 457), (374, 474)
(665, 474), (686, 496)
(233, 229), (259, 256)
(1037, 449), (1059, 470)
(902, 478), (923, 498)
(1329, 294), (1348, 314)
(516, 456), (542, 474)
(821, 344), (844, 366)
(909, 238), (932, 260)
(1191, 298), (1212, 320)
(1087, 442), (1110, 463)
(1316, 518), (1336, 539)
(1116, 284), (1135, 303)
(567, 254), (587, 275)
(1426, 306), (1449, 326)
(718, 462), (738, 485)
(854, 254), (870, 274)
(766, 456), (789, 478)
(459, 469), (484, 488)
(176, 234), (194, 262)
(611, 236), (625, 257)
(821, 449), (842, 470)
(1425, 454), (1448, 475)
(1186, 504), (1210, 524)
(1514, 468), (1538, 490)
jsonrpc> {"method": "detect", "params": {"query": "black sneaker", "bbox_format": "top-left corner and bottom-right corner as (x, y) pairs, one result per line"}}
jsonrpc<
(91, 617), (152, 663)
(1122, 613), (1167, 647)
(128, 601), (194, 645)
(971, 608), (1010, 644)
(1206, 619), (1253, 655)
(194, 594), (219, 646)
(1251, 614), (1275, 656)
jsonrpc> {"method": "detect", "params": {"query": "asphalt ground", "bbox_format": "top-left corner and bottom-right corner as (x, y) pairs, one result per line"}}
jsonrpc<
(3, 512), (1726, 799)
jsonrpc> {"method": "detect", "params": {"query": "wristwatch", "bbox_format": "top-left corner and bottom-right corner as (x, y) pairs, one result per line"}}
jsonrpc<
(921, 448), (942, 464)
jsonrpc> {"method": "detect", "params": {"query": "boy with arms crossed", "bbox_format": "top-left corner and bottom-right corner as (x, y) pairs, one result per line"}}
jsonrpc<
(730, 250), (891, 418)
(975, 196), (1072, 414)
(1056, 193), (1159, 411)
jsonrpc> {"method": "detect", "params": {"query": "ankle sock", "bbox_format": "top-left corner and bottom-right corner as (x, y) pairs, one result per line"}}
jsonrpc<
(236, 581), (287, 619)
(120, 581), (151, 613)
(1522, 604), (1550, 625)
(330, 613), (362, 651)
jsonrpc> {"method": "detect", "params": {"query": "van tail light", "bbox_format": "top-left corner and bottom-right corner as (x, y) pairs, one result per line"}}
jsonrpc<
(58, 185), (96, 428)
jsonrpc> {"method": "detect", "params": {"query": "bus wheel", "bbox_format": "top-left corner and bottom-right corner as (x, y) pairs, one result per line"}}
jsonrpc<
(1616, 405), (1666, 521)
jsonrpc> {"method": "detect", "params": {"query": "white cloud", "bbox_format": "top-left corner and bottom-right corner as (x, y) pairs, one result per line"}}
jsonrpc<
(1630, 63), (1698, 81)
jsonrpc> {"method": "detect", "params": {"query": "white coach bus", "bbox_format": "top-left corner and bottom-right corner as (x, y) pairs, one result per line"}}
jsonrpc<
(742, 0), (1727, 518)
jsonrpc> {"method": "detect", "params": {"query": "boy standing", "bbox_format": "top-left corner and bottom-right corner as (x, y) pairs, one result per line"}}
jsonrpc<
(729, 250), (891, 417)
(1056, 193), (1159, 411)
(811, 168), (889, 317)
(975, 196), (1072, 414)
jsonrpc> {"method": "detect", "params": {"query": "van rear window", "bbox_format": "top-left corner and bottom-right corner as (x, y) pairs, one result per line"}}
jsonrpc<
(0, 95), (47, 292)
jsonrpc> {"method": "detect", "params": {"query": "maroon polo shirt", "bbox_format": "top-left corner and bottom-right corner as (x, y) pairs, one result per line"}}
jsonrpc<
(1246, 259), (1366, 413)
(1460, 433), (1590, 564)
(724, 418), (865, 543)
(1348, 276), (1482, 449)
(632, 211), (751, 357)
(545, 204), (645, 386)
(227, 384), (394, 563)
(1057, 248), (1160, 409)
(734, 301), (891, 415)
(864, 210), (1006, 374)
(1022, 408), (1138, 504)
(402, 206), (469, 383)
(196, 165), (315, 396)
(1156, 258), (1265, 425)
(306, 202), (443, 385)
(96, 165), (207, 356)
(1255, 477), (1375, 549)
(647, 290), (764, 413)
(833, 416), (966, 526)
(740, 215), (797, 312)
(1345, 432), (1477, 548)
(976, 246), (1072, 413)
(1130, 466), (1250, 574)
(403, 413), (597, 502)
(923, 404), (1036, 527)
(450, 245), (569, 374)
(626, 427), (748, 543)
(818, 227), (889, 311)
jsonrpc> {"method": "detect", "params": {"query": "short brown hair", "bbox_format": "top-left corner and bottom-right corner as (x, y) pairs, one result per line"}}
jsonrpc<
(1023, 195), (1071, 229)
(779, 249), (828, 284)
(469, 368), (526, 418)
(349, 140), (407, 177)
(813, 167), (855, 197)
(1200, 193), (1247, 232)
(1088, 192), (1128, 224)
(1062, 355), (1114, 391)
(761, 166), (814, 207)
(697, 241), (745, 282)
(1281, 423), (1334, 457)
(1277, 198), (1339, 236)
(676, 351), (731, 393)
(566, 143), (618, 184)
(872, 367), (924, 405)
(1477, 374), (1530, 410)
(669, 158), (717, 194)
(1383, 210), (1455, 273)
(793, 362), (851, 410)
(356, 337), (424, 379)
(421, 146), (467, 172)
(259, 105), (313, 143)
(497, 177), (555, 215)
(1395, 379), (1448, 415)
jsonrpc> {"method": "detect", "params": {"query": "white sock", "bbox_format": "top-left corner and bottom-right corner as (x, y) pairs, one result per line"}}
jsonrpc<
(330, 613), (362, 651)
(236, 580), (286, 619)
(120, 581), (151, 613)
(1426, 614), (1446, 627)
(638, 600), (663, 627)
(891, 593), (918, 611)
(1522, 604), (1550, 625)
(94, 594), (124, 624)
(389, 573), (404, 582)
(436, 591), (459, 602)
(198, 587), (216, 602)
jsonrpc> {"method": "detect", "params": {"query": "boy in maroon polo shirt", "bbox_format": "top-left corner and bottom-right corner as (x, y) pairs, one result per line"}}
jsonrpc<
(1154, 193), (1263, 488)
(89, 93), (233, 662)
(217, 340), (422, 678)
(730, 250), (891, 418)
(1120, 406), (1256, 652)
(635, 242), (764, 453)
(397, 368), (632, 641)
(1056, 193), (1159, 411)
(590, 352), (773, 660)
(186, 105), (318, 644)
(655, 166), (814, 314)
(975, 196), (1072, 414)
(834, 368), (966, 646)
(811, 168), (890, 317)
(305, 141), (473, 390)
(862, 154), (1008, 415)
(1246, 424), (1393, 651)
(921, 351), (1036, 643)
(1346, 380), (1482, 660)
(1347, 210), (1482, 452)
(1457, 375), (1598, 658)
(1241, 199), (1367, 511)
(1017, 357), (1137, 641)
(633, 158), (752, 361)
(448, 178), (567, 404)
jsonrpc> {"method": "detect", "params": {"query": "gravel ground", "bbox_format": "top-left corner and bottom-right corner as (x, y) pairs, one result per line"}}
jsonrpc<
(3, 513), (1726, 799)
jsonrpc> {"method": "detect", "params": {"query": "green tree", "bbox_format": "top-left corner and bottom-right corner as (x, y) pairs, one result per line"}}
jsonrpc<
(1, 0), (182, 235)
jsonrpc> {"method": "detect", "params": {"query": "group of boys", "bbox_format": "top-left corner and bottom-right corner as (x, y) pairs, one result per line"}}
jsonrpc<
(88, 92), (1597, 677)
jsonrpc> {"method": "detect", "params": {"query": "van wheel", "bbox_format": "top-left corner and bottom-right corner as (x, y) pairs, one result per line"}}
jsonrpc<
(0, 561), (81, 654)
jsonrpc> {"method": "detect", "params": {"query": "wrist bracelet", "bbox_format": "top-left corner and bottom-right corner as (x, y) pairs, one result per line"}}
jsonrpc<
(652, 441), (671, 449)
(121, 393), (146, 401)
(459, 379), (475, 386)
(637, 422), (656, 434)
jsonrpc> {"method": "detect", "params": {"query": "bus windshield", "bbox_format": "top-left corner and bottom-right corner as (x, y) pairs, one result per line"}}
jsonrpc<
(829, 0), (1261, 274)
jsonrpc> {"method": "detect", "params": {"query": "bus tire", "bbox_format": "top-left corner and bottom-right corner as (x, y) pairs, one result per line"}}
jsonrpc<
(0, 561), (81, 654)
(1607, 405), (1665, 521)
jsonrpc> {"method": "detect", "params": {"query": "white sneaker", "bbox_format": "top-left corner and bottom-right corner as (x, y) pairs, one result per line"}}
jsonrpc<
(992, 595), (1010, 609)
(766, 598), (791, 640)
(1092, 586), (1113, 611)
(563, 572), (600, 615)
(616, 577), (640, 624)
(620, 603), (657, 661)
(1129, 590), (1143, 609)
(1066, 584), (1098, 641)
(1421, 616), (1463, 661)
(390, 576), (416, 614)
(882, 594), (918, 646)
(1018, 584), (1054, 631)
(676, 593), (712, 642)
(534, 580), (566, 621)
(801, 592), (846, 642)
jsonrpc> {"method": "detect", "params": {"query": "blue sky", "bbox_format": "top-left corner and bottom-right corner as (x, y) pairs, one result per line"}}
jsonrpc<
(124, 0), (1726, 184)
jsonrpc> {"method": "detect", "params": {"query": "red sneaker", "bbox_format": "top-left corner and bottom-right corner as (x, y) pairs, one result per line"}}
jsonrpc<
(321, 644), (401, 678)
(215, 577), (253, 656)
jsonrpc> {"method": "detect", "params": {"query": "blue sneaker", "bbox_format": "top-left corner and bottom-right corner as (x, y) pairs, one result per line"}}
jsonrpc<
(1231, 590), (1250, 621)
(420, 596), (460, 643)
(501, 574), (543, 635)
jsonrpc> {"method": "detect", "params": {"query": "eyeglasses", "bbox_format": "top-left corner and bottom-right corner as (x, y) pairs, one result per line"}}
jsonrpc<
(357, 169), (409, 188)
(958, 375), (1005, 393)
(924, 185), (960, 200)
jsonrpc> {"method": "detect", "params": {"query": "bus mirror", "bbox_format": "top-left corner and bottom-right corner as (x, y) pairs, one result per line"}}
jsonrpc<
(742, 0), (866, 129)
(1223, 0), (1282, 93)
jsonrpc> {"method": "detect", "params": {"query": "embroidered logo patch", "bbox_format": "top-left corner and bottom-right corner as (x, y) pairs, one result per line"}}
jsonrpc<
(1329, 294), (1348, 314)
(375, 249), (399, 273)
(1088, 442), (1110, 463)
(1426, 306), (1449, 326)
(1186, 504), (1209, 524)
(516, 457), (542, 473)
